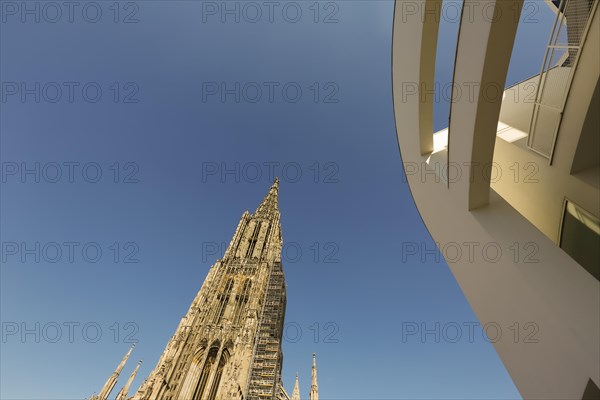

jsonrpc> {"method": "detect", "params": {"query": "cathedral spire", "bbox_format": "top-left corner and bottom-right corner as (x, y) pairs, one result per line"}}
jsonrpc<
(254, 177), (279, 217)
(96, 344), (135, 400)
(291, 373), (301, 400)
(115, 360), (142, 400)
(118, 182), (293, 400)
(310, 353), (319, 400)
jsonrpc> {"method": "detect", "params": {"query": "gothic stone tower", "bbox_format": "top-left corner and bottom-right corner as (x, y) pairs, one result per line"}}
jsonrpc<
(132, 179), (287, 400)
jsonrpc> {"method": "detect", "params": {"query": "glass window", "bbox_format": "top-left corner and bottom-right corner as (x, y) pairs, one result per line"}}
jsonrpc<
(560, 200), (600, 280)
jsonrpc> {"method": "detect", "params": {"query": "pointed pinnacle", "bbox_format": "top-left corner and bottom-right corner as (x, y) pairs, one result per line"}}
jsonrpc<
(291, 372), (301, 400)
(254, 178), (280, 217)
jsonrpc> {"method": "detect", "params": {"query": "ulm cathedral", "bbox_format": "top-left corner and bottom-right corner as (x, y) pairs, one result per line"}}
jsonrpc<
(88, 179), (320, 400)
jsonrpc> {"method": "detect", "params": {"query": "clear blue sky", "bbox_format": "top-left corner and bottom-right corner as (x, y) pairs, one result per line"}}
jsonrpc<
(1, 1), (555, 398)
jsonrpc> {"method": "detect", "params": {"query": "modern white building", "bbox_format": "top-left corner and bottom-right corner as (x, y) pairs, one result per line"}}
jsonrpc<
(392, 0), (599, 399)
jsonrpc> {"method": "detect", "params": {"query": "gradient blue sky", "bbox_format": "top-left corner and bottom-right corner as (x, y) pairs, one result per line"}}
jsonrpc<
(1, 1), (555, 398)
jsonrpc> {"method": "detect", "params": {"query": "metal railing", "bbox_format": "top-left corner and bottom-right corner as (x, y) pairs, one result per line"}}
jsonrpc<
(528, 0), (597, 161)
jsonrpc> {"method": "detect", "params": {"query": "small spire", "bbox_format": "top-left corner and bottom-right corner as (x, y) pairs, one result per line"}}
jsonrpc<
(291, 373), (301, 400)
(310, 353), (319, 400)
(254, 178), (280, 217)
(115, 360), (142, 400)
(95, 344), (135, 400)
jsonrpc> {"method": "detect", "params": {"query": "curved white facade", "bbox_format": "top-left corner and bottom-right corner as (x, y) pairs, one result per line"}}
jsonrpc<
(392, 1), (599, 399)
